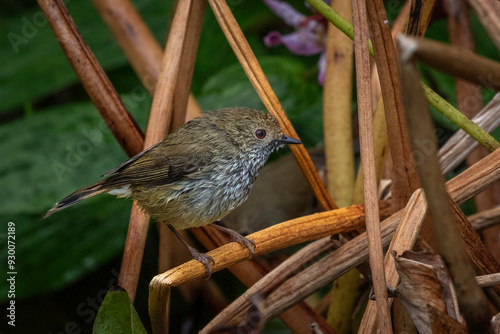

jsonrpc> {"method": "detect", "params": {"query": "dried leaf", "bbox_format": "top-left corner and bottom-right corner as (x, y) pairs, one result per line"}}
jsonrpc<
(392, 251), (449, 334)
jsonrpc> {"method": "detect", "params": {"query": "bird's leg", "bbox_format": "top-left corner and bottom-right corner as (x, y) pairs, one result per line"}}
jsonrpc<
(167, 224), (214, 278)
(211, 222), (256, 256)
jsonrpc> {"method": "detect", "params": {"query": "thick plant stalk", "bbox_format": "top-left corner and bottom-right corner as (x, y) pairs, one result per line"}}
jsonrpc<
(351, 0), (391, 331)
(122, 0), (196, 304)
(322, 0), (357, 330)
(323, 0), (354, 209)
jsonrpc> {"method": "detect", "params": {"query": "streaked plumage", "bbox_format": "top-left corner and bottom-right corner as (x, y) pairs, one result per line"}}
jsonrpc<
(44, 108), (300, 231)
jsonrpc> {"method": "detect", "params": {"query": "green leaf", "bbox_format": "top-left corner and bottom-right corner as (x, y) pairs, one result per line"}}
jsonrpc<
(0, 0), (172, 113)
(93, 287), (147, 334)
(0, 98), (150, 299)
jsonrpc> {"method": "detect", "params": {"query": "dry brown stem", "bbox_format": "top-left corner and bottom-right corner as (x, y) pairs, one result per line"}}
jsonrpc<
(200, 237), (337, 333)
(189, 225), (336, 334)
(359, 189), (427, 332)
(351, 0), (391, 330)
(37, 0), (144, 157)
(91, 0), (163, 94)
(476, 273), (500, 287)
(439, 93), (500, 174)
(469, 206), (500, 232)
(402, 0), (437, 37)
(465, 0), (500, 50)
(366, 0), (419, 211)
(404, 36), (500, 91)
(150, 202), (391, 333)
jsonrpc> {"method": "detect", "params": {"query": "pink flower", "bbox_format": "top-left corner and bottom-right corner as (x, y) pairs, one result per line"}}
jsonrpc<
(263, 0), (329, 84)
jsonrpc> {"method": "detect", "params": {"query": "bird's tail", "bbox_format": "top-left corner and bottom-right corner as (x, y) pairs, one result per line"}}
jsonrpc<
(43, 180), (109, 218)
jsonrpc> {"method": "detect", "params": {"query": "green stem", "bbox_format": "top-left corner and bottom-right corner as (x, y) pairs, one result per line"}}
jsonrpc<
(422, 85), (500, 151)
(306, 0), (500, 152)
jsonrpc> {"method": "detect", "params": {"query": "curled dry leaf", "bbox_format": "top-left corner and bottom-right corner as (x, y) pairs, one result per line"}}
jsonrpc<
(429, 307), (468, 334)
(391, 251), (462, 334)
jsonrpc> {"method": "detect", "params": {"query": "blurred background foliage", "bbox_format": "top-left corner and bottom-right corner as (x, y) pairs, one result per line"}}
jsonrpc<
(0, 0), (499, 333)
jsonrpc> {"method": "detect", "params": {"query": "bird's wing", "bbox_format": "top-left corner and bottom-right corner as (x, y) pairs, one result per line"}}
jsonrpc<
(101, 141), (163, 177)
(102, 142), (215, 188)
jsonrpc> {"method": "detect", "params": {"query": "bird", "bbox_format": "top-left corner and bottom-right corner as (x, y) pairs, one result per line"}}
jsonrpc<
(44, 107), (301, 276)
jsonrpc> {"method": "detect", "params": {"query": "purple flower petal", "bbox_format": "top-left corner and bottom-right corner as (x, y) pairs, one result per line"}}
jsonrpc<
(279, 29), (325, 55)
(317, 52), (326, 85)
(262, 0), (306, 27)
(263, 31), (284, 47)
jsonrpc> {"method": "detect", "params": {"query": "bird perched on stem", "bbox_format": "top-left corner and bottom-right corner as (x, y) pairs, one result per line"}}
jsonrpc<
(44, 107), (301, 276)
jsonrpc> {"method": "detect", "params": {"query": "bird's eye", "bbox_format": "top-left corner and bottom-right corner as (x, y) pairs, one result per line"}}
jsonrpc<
(255, 129), (267, 139)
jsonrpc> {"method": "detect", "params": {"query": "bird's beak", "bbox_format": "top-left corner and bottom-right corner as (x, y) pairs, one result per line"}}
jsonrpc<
(277, 135), (302, 145)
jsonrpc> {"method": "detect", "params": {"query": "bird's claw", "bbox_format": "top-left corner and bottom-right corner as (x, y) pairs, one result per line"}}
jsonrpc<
(188, 247), (215, 279)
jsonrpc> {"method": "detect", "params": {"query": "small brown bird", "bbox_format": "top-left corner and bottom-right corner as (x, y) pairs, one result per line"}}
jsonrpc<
(44, 107), (301, 275)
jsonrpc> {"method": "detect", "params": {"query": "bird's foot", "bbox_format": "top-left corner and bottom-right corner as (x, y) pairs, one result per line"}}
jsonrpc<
(211, 223), (256, 257)
(167, 224), (214, 278)
(187, 245), (215, 279)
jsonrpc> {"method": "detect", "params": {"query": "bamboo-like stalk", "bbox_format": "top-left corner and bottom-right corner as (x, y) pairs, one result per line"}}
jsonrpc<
(207, 0), (337, 212)
(170, 0), (206, 132)
(157, 0), (206, 278)
(399, 42), (492, 333)
(37, 0), (144, 157)
(323, 0), (354, 209)
(322, 0), (357, 330)
(352, 2), (410, 205)
(351, 0), (391, 331)
(121, 0), (197, 305)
